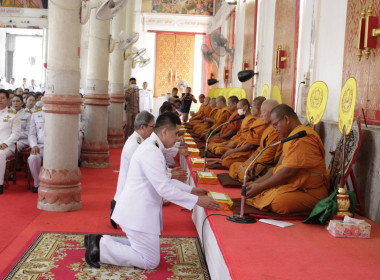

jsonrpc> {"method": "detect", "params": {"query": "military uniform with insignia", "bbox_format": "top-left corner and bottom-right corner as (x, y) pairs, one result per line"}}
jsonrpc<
(0, 107), (21, 193)
(27, 109), (45, 192)
(124, 87), (140, 139)
(11, 107), (32, 151)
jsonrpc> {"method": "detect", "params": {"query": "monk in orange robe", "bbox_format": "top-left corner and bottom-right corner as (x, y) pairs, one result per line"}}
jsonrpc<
(208, 97), (265, 155)
(207, 96), (241, 144)
(245, 104), (329, 214)
(220, 97), (268, 168)
(198, 96), (230, 140)
(229, 99), (282, 182)
(192, 98), (217, 135)
(186, 95), (206, 127)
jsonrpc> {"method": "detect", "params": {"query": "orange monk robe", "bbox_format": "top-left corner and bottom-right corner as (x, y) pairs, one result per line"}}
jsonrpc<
(188, 103), (206, 125)
(210, 107), (230, 131)
(246, 125), (329, 214)
(208, 115), (256, 154)
(208, 110), (241, 144)
(221, 118), (268, 168)
(229, 125), (283, 182)
(193, 107), (218, 135)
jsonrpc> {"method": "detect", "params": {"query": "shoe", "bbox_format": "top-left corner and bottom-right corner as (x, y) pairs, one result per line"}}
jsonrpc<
(32, 186), (38, 193)
(110, 199), (117, 229)
(84, 235), (88, 248)
(84, 234), (102, 269)
(0, 185), (3, 194)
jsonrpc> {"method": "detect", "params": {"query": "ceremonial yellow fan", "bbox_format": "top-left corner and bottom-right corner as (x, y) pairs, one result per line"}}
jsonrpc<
(306, 81), (329, 125)
(339, 77), (357, 135)
(271, 85), (282, 104)
(261, 84), (269, 99)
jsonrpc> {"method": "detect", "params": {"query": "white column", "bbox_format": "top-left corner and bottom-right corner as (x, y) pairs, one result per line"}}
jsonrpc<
(39, 0), (82, 211)
(108, 6), (126, 148)
(123, 0), (136, 87)
(81, 3), (111, 168)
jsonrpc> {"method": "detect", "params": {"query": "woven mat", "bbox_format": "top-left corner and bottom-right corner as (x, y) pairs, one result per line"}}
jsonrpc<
(231, 199), (310, 220)
(3, 232), (210, 280)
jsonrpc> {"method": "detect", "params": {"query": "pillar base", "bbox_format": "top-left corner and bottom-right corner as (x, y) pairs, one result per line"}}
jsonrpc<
(81, 141), (110, 168)
(37, 168), (82, 212)
(108, 128), (124, 148)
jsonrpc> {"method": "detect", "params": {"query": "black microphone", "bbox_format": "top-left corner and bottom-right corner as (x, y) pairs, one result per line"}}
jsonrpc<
(229, 114), (245, 123)
(281, 130), (307, 143)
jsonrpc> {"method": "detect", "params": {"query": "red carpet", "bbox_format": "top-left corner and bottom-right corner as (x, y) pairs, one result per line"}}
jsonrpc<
(2, 232), (209, 279)
(0, 148), (198, 274)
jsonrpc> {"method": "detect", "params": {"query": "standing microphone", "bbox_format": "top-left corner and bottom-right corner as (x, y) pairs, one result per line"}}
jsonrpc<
(203, 115), (245, 171)
(227, 130), (307, 224)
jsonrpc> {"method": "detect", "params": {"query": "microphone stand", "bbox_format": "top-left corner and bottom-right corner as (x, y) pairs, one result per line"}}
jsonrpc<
(227, 130), (307, 224)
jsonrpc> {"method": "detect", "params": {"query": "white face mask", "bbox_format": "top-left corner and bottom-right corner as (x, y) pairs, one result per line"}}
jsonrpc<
(130, 84), (136, 89)
(238, 109), (245, 116)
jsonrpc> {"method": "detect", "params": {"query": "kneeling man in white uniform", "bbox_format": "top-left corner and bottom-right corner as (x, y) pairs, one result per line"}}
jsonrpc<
(84, 112), (219, 269)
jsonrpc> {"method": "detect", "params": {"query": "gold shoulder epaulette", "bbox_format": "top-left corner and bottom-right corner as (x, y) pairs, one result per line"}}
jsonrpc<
(7, 109), (17, 114)
(155, 140), (159, 148)
(137, 137), (142, 144)
(26, 110), (32, 114)
(33, 108), (42, 113)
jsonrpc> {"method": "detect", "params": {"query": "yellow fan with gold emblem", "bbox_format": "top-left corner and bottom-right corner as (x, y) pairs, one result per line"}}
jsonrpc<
(261, 84), (269, 99)
(306, 81), (329, 126)
(338, 77), (357, 135)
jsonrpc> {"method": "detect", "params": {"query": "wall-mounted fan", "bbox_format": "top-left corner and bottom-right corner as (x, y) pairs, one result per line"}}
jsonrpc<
(124, 47), (146, 61)
(109, 31), (139, 53)
(210, 31), (234, 60)
(132, 57), (151, 69)
(80, 0), (127, 24)
(201, 44), (219, 67)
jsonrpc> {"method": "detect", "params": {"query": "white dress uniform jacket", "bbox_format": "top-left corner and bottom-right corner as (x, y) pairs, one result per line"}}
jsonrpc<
(112, 132), (198, 235)
(114, 131), (143, 202)
(139, 89), (153, 112)
(28, 110), (45, 149)
(0, 108), (21, 185)
(13, 108), (31, 151)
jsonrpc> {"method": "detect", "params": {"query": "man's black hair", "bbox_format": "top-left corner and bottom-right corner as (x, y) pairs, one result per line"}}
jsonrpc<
(155, 112), (181, 132)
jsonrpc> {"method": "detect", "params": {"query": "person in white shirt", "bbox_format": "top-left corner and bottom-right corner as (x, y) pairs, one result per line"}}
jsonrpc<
(10, 95), (31, 151)
(28, 106), (45, 193)
(29, 79), (40, 92)
(110, 111), (156, 229)
(0, 90), (21, 194)
(139, 82), (153, 113)
(84, 112), (219, 269)
(9, 78), (17, 91)
(21, 78), (29, 91)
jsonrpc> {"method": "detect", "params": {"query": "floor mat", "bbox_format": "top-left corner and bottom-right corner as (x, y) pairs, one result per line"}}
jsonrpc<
(3, 232), (210, 280)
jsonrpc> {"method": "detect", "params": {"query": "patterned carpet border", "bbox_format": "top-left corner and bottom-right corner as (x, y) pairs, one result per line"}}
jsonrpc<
(3, 232), (211, 280)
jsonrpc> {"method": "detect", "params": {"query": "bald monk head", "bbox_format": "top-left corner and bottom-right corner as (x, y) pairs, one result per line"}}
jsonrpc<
(203, 97), (210, 106)
(210, 98), (216, 108)
(199, 94), (205, 103)
(216, 96), (226, 109)
(237, 98), (251, 116)
(261, 99), (279, 125)
(227, 96), (239, 112)
(252, 96), (266, 117)
(270, 104), (301, 138)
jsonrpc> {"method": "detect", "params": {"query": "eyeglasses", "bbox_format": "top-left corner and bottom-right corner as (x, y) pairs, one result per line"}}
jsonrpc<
(272, 117), (284, 128)
(145, 124), (155, 129)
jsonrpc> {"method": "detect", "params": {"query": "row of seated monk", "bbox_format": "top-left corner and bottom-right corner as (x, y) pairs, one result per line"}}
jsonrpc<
(184, 95), (329, 215)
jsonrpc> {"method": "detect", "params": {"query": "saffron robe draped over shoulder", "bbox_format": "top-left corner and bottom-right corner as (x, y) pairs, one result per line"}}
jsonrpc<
(246, 125), (329, 214)
(192, 107), (218, 134)
(208, 110), (241, 144)
(221, 118), (268, 168)
(229, 125), (283, 182)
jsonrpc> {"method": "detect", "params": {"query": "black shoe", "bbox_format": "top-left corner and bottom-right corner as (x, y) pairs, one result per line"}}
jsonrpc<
(84, 235), (89, 248)
(0, 185), (3, 194)
(110, 199), (117, 229)
(84, 234), (102, 268)
(32, 186), (38, 193)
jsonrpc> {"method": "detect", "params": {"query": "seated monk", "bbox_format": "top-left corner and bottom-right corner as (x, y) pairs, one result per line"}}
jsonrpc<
(207, 96), (241, 144)
(197, 96), (230, 140)
(245, 104), (329, 214)
(208, 97), (264, 155)
(229, 99), (282, 182)
(192, 98), (217, 135)
(186, 94), (206, 127)
(220, 97), (268, 168)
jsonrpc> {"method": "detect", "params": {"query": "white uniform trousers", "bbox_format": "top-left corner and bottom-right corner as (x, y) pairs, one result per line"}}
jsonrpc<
(0, 147), (14, 185)
(28, 148), (43, 187)
(100, 226), (160, 270)
(16, 139), (29, 151)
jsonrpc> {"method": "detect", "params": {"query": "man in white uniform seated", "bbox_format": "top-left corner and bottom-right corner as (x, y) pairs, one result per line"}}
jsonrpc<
(85, 112), (219, 269)
(0, 89), (21, 194)
(28, 105), (45, 193)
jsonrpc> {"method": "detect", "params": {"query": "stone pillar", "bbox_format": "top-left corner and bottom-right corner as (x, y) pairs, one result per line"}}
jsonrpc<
(39, 0), (82, 212)
(108, 6), (126, 148)
(81, 4), (111, 168)
(123, 0), (136, 87)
